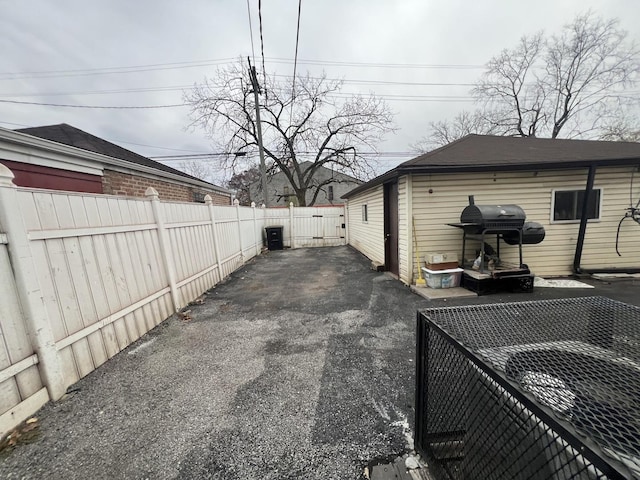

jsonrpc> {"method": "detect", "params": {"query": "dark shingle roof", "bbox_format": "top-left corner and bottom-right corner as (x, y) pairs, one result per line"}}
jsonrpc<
(401, 134), (640, 169)
(16, 123), (226, 190)
(343, 134), (640, 198)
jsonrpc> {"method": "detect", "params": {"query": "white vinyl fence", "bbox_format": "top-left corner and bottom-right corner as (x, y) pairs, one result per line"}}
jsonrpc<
(264, 204), (346, 248)
(0, 165), (345, 438)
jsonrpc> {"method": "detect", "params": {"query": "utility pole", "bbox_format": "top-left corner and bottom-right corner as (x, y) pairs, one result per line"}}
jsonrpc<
(248, 57), (269, 207)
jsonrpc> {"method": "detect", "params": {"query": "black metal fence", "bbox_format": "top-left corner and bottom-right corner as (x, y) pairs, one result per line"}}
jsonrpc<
(415, 297), (640, 479)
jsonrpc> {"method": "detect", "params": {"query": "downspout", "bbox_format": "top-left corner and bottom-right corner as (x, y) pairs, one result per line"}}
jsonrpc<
(573, 164), (640, 275)
(572, 165), (596, 275)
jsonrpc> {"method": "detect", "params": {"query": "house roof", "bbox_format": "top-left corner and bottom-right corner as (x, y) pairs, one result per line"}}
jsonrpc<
(16, 123), (229, 193)
(343, 134), (640, 198)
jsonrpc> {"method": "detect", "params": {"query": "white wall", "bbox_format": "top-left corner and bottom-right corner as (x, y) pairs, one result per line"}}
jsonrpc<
(345, 185), (385, 266)
(412, 166), (640, 278)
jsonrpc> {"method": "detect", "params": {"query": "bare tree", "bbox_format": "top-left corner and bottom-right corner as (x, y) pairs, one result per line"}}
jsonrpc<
(416, 12), (639, 148)
(599, 117), (640, 142)
(177, 160), (215, 182)
(475, 12), (639, 139)
(412, 110), (503, 152)
(184, 61), (395, 206)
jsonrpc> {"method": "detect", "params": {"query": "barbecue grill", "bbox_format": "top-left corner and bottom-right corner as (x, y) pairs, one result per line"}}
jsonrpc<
(447, 196), (544, 290)
(459, 201), (526, 234)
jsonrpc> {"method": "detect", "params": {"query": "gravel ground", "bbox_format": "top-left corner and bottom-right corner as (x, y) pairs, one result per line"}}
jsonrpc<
(2, 245), (638, 479)
(0, 246), (425, 480)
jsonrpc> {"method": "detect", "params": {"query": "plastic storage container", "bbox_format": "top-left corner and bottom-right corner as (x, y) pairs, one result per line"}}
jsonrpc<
(421, 267), (464, 289)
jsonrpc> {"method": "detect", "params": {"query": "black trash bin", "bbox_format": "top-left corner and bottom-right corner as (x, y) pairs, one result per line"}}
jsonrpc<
(265, 226), (284, 250)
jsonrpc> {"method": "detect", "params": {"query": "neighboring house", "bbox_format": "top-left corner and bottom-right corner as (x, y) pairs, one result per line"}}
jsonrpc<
(0, 124), (231, 204)
(249, 161), (361, 206)
(343, 135), (640, 283)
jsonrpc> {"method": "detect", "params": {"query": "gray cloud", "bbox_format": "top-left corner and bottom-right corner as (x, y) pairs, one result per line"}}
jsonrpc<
(1, 0), (639, 182)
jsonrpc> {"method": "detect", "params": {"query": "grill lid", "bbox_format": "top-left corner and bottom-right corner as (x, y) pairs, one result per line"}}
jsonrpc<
(460, 204), (526, 232)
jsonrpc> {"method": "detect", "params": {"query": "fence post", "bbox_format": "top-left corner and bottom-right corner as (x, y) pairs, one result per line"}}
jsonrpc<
(146, 187), (180, 312)
(0, 165), (66, 400)
(205, 195), (223, 281)
(289, 202), (295, 249)
(251, 202), (260, 256)
(344, 201), (350, 245)
(235, 199), (245, 263)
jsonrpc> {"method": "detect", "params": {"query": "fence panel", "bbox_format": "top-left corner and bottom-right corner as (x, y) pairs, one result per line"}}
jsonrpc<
(163, 201), (217, 306)
(213, 205), (243, 277)
(0, 234), (48, 438)
(292, 206), (345, 247)
(238, 205), (259, 260)
(263, 208), (291, 247)
(16, 190), (173, 390)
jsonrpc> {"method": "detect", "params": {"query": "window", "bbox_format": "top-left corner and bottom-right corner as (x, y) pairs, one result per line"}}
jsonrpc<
(328, 185), (334, 201)
(552, 189), (601, 222)
(362, 204), (368, 222)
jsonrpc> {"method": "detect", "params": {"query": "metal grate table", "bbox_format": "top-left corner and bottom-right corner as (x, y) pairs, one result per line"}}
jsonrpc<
(415, 296), (640, 479)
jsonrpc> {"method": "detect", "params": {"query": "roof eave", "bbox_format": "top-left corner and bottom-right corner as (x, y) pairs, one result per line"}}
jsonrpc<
(1, 127), (231, 195)
(341, 169), (400, 199)
(398, 157), (640, 174)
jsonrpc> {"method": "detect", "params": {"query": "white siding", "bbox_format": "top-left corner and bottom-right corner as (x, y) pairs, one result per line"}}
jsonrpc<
(346, 185), (385, 265)
(398, 176), (411, 284)
(412, 166), (640, 277)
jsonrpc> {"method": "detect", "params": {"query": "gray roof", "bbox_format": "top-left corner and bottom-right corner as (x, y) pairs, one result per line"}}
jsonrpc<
(343, 134), (640, 198)
(16, 123), (228, 192)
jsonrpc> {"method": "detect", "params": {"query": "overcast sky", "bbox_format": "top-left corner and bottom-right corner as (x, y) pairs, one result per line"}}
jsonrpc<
(2, 0), (639, 183)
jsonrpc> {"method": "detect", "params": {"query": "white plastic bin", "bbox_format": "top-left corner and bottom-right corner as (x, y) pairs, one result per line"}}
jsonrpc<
(421, 267), (464, 289)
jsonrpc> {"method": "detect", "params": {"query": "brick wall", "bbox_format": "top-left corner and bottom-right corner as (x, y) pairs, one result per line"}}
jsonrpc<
(102, 170), (231, 205)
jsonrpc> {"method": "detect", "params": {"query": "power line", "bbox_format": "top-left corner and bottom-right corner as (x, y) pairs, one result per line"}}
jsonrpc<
(152, 150), (417, 160)
(150, 152), (242, 159)
(291, 0), (303, 99)
(0, 58), (237, 81)
(109, 139), (208, 153)
(0, 120), (31, 128)
(246, 0), (256, 64)
(0, 99), (185, 109)
(0, 57), (485, 81)
(0, 79), (477, 99)
(267, 57), (485, 69)
(258, 0), (267, 91)
(0, 85), (191, 98)
(273, 75), (476, 87)
(5, 82), (634, 102)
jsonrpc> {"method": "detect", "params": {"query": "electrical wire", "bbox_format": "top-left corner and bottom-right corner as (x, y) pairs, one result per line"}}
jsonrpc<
(151, 150), (416, 160)
(246, 0), (256, 64)
(0, 57), (485, 81)
(0, 59), (237, 80)
(0, 99), (185, 109)
(258, 0), (267, 94)
(0, 79), (481, 99)
(291, 0), (303, 100)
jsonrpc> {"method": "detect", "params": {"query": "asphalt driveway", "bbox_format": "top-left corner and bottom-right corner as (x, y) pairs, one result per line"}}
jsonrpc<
(2, 245), (638, 479)
(0, 246), (427, 480)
